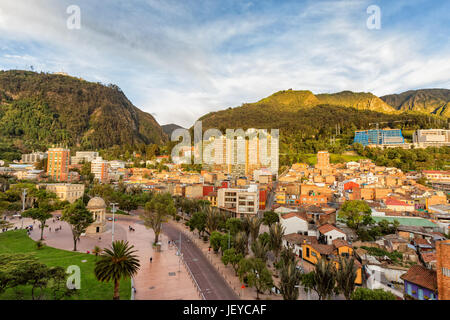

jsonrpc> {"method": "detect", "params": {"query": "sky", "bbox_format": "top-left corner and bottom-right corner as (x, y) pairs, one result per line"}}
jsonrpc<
(0, 0), (449, 128)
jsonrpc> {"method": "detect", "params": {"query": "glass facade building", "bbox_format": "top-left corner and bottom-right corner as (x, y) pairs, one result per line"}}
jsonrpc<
(353, 129), (404, 146)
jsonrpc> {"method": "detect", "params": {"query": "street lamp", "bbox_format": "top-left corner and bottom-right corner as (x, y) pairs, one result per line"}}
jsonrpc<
(110, 203), (118, 243)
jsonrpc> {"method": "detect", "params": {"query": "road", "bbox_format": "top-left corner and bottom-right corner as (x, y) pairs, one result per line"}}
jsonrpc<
(161, 223), (239, 300)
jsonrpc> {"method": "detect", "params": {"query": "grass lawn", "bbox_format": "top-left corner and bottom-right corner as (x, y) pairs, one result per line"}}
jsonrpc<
(0, 230), (131, 300)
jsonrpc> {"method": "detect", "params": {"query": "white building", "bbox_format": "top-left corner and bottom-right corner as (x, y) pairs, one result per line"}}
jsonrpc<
(280, 212), (309, 235)
(413, 129), (450, 147)
(70, 151), (99, 164)
(217, 186), (259, 217)
(91, 157), (109, 183)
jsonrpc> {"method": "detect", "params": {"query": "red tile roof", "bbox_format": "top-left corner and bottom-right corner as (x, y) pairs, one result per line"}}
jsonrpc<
(280, 211), (308, 221)
(332, 239), (351, 248)
(385, 197), (410, 206)
(318, 224), (345, 235)
(400, 265), (437, 291)
(310, 243), (336, 255)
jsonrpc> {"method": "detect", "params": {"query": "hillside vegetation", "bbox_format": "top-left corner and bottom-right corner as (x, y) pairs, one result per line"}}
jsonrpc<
(0, 70), (167, 155)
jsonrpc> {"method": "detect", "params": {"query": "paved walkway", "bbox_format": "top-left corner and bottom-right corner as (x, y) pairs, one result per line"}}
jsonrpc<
(7, 215), (200, 300)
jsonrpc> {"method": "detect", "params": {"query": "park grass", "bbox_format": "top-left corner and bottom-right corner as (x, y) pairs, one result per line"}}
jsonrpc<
(0, 230), (131, 300)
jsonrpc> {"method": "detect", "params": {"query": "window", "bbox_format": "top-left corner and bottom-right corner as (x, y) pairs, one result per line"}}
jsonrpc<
(407, 283), (412, 295)
(418, 288), (424, 300)
(306, 247), (310, 258)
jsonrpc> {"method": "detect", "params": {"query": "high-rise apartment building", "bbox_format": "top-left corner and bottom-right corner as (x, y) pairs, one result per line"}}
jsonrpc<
(46, 148), (70, 182)
(204, 130), (278, 177)
(91, 157), (109, 183)
(316, 151), (330, 170)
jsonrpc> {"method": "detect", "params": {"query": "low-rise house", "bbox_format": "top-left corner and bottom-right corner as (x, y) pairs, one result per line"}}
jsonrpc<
(280, 211), (308, 235)
(400, 265), (438, 300)
(318, 224), (347, 245)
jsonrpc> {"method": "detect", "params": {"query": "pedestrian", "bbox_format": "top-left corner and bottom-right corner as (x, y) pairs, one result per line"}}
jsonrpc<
(49, 227), (51, 232)
(99, 236), (101, 241)
(150, 257), (153, 263)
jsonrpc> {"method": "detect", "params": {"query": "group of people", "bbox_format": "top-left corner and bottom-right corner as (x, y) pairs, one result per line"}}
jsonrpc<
(128, 225), (136, 232)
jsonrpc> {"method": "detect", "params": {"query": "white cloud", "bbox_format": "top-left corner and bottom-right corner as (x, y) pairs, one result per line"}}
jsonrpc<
(0, 0), (448, 128)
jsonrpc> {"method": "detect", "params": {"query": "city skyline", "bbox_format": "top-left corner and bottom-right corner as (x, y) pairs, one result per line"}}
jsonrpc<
(0, 0), (449, 127)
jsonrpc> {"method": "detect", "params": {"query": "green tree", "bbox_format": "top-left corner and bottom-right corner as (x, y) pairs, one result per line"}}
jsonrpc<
(251, 238), (270, 262)
(22, 208), (52, 240)
(312, 258), (337, 300)
(262, 211), (279, 227)
(209, 231), (222, 253)
(140, 193), (175, 245)
(335, 257), (358, 300)
(269, 223), (285, 263)
(225, 218), (243, 236)
(61, 200), (94, 251)
(94, 240), (140, 300)
(234, 231), (249, 256)
(338, 200), (373, 231)
(237, 257), (273, 300)
(350, 287), (396, 300)
(279, 259), (302, 300)
(188, 211), (207, 237)
(221, 248), (243, 276)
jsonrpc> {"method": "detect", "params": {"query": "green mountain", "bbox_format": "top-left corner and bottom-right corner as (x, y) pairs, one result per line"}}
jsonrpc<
(381, 89), (450, 117)
(161, 123), (185, 137)
(0, 70), (167, 152)
(316, 91), (397, 113)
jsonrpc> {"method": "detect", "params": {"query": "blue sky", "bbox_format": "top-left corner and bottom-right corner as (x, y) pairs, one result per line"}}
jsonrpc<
(0, 0), (449, 127)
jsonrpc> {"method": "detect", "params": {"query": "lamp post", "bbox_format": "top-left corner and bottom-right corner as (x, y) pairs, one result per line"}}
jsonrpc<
(21, 189), (27, 229)
(111, 203), (118, 243)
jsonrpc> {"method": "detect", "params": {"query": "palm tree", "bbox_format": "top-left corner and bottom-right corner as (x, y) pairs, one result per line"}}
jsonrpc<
(247, 215), (262, 244)
(251, 238), (270, 262)
(269, 223), (285, 263)
(234, 231), (249, 256)
(94, 240), (140, 300)
(92, 246), (102, 258)
(205, 206), (223, 235)
(336, 257), (357, 300)
(279, 260), (302, 300)
(313, 258), (337, 300)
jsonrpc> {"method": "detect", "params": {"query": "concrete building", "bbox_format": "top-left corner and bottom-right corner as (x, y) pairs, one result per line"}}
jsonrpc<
(46, 148), (70, 182)
(44, 183), (85, 203)
(21, 152), (47, 164)
(91, 157), (109, 183)
(316, 151), (330, 170)
(70, 151), (99, 164)
(413, 129), (450, 148)
(217, 186), (259, 217)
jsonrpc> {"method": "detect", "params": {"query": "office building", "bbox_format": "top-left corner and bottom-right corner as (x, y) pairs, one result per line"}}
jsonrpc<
(47, 148), (70, 182)
(217, 185), (259, 217)
(413, 129), (450, 147)
(71, 151), (99, 164)
(353, 129), (405, 147)
(21, 152), (47, 164)
(91, 157), (109, 183)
